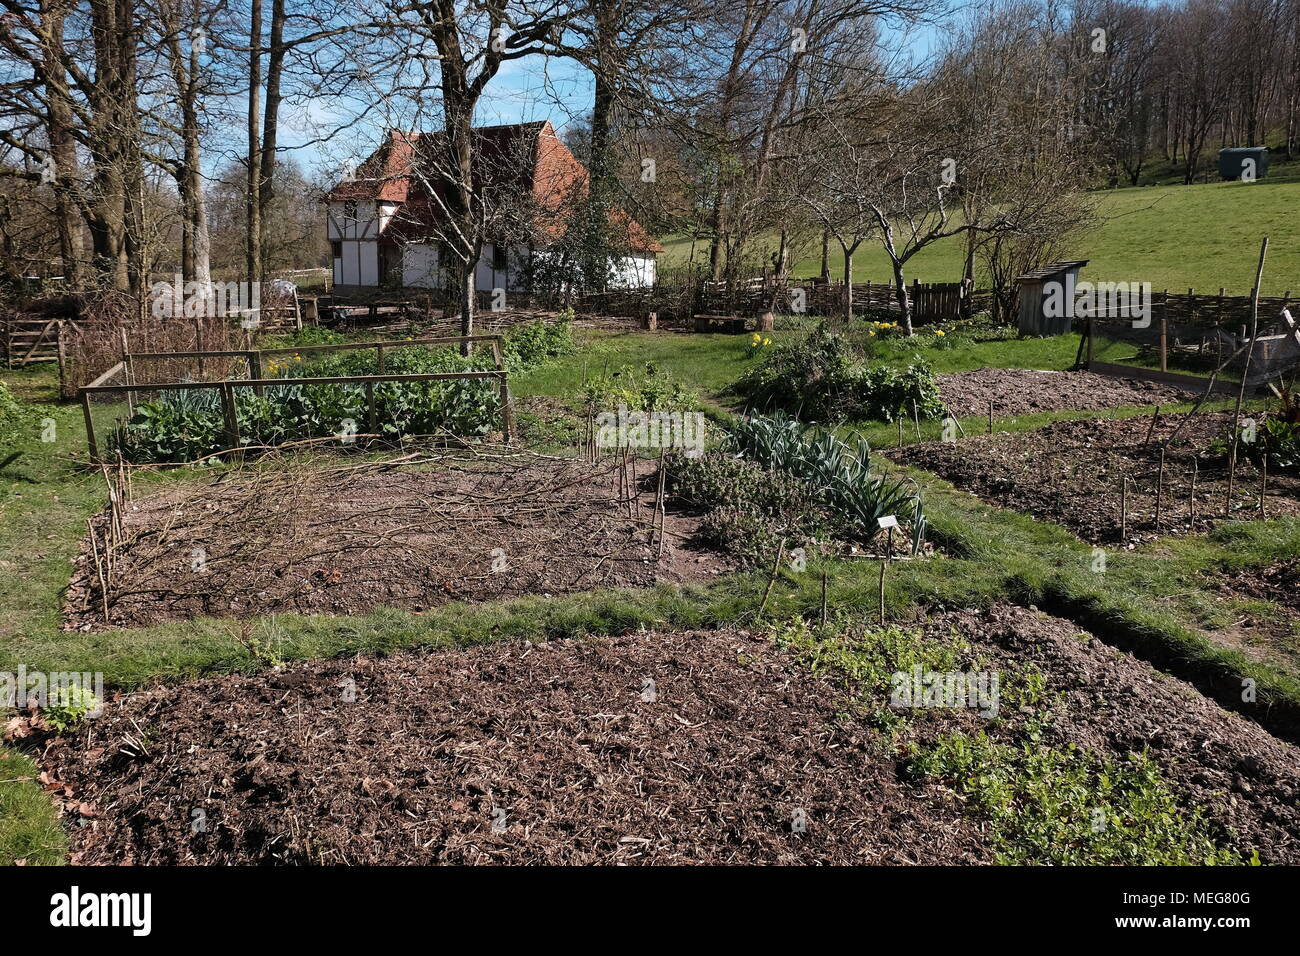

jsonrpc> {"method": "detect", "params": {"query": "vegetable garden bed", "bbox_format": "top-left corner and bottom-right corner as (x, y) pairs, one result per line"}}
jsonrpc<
(64, 450), (731, 631)
(895, 411), (1300, 544)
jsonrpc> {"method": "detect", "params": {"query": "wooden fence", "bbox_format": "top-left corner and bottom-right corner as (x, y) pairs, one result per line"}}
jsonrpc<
(78, 334), (514, 463)
(694, 278), (975, 322)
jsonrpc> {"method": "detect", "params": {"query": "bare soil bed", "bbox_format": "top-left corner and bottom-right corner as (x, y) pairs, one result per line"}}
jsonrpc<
(937, 368), (1195, 418)
(895, 411), (1300, 543)
(65, 452), (730, 630)
(33, 630), (989, 865)
(22, 604), (1300, 864)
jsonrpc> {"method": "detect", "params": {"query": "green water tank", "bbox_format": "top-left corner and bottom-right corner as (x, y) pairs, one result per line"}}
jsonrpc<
(1219, 147), (1270, 181)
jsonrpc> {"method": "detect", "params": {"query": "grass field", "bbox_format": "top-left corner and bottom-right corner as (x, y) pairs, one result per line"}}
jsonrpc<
(661, 178), (1300, 295)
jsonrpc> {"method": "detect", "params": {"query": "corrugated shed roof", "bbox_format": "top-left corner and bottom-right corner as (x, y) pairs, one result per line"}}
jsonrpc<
(1015, 260), (1089, 282)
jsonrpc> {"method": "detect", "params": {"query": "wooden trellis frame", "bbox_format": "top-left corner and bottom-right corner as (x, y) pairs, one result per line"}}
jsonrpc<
(79, 334), (515, 463)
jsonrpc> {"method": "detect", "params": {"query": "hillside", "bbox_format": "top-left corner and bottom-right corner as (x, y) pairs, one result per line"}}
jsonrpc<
(661, 177), (1300, 296)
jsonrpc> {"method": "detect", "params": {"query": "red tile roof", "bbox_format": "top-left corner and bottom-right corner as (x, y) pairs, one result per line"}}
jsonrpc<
(325, 121), (663, 254)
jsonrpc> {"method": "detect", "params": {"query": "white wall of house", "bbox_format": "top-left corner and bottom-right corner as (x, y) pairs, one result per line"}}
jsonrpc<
(400, 242), (531, 293)
(329, 200), (390, 286)
(402, 242), (439, 289)
(612, 256), (656, 289)
(326, 200), (382, 240)
(329, 204), (661, 292)
(332, 239), (378, 286)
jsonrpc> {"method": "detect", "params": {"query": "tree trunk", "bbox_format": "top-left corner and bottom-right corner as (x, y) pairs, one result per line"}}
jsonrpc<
(891, 259), (912, 335)
(842, 245), (853, 323)
(245, 0), (263, 286)
(258, 0), (286, 282)
(584, 0), (620, 293)
(40, 0), (85, 286)
(456, 256), (475, 354)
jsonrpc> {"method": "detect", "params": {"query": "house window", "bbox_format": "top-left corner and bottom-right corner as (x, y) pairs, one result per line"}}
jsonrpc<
(492, 244), (508, 272)
(331, 241), (342, 259)
(343, 200), (358, 221)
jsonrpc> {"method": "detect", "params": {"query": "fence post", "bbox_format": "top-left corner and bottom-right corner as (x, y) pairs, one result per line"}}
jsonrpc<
(81, 391), (99, 464)
(365, 381), (377, 439)
(120, 328), (135, 416)
(57, 321), (67, 399)
(219, 382), (240, 459)
(499, 372), (515, 443)
(1159, 309), (1168, 372)
(247, 351), (264, 396)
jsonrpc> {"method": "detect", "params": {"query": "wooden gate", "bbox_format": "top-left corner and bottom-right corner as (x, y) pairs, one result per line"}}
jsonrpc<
(3, 317), (63, 368)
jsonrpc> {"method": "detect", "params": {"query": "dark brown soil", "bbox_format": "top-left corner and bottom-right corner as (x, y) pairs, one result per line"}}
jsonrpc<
(65, 453), (731, 631)
(894, 411), (1300, 543)
(1224, 558), (1300, 613)
(1211, 560), (1300, 666)
(24, 604), (1300, 864)
(937, 368), (1196, 418)
(913, 605), (1300, 863)
(35, 630), (989, 865)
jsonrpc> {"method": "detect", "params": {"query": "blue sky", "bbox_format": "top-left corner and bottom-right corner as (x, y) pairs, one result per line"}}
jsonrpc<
(275, 12), (951, 183)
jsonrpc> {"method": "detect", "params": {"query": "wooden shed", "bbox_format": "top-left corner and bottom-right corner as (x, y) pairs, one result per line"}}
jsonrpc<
(1015, 260), (1089, 336)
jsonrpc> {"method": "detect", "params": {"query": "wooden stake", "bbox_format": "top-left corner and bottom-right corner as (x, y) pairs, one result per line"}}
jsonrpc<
(1144, 405), (1161, 445)
(911, 400), (921, 440)
(655, 451), (667, 558)
(878, 563), (888, 627)
(879, 526), (894, 626)
(1120, 475), (1128, 541)
(988, 400), (994, 435)
(1155, 446), (1166, 532)
(1227, 237), (1270, 516)
(758, 538), (786, 619)
(1189, 458), (1198, 528)
(1260, 454), (1268, 516)
(820, 569), (828, 629)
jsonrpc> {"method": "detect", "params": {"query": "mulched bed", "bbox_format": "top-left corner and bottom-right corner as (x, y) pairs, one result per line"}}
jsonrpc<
(937, 368), (1195, 418)
(914, 605), (1300, 864)
(65, 452), (730, 631)
(1223, 558), (1300, 614)
(894, 410), (1300, 543)
(1211, 560), (1300, 667)
(30, 630), (989, 865)
(19, 604), (1300, 864)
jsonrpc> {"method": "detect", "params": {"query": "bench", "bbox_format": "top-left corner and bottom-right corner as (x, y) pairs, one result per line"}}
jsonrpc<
(693, 314), (749, 333)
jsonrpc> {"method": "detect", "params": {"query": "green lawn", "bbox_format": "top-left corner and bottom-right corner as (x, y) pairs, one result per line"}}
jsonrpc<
(662, 178), (1300, 295)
